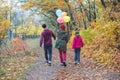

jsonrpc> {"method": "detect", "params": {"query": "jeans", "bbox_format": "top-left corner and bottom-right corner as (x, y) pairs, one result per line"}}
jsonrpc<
(74, 48), (81, 63)
(44, 44), (52, 62)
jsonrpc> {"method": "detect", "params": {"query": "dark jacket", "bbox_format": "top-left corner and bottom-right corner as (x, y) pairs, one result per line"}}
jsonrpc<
(56, 30), (69, 51)
(40, 29), (56, 46)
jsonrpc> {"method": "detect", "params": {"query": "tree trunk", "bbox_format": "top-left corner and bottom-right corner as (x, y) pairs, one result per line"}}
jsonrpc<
(64, 1), (75, 36)
(101, 0), (106, 8)
(83, 19), (87, 30)
(79, 5), (87, 29)
(93, 0), (96, 21)
(88, 0), (92, 22)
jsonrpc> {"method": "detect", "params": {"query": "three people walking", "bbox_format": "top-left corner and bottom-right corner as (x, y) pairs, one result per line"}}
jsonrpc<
(40, 24), (84, 66)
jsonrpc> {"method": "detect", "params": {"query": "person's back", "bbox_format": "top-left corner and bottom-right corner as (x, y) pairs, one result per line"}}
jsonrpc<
(55, 24), (69, 67)
(72, 29), (84, 65)
(57, 30), (68, 43)
(41, 29), (55, 46)
(40, 24), (56, 66)
(72, 36), (83, 48)
(40, 24), (56, 47)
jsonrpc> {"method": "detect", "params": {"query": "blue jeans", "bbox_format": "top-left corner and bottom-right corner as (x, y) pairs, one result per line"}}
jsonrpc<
(44, 44), (52, 62)
(74, 48), (81, 63)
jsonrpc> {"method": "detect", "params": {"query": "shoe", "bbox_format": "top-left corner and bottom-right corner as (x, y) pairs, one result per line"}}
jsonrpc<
(63, 62), (67, 67)
(77, 62), (80, 64)
(74, 63), (77, 65)
(74, 61), (77, 65)
(45, 60), (48, 63)
(44, 60), (48, 65)
(60, 63), (64, 66)
(48, 63), (51, 66)
(48, 61), (51, 66)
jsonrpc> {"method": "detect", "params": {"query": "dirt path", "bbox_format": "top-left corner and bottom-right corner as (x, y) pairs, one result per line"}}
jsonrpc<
(23, 49), (120, 80)
(23, 49), (61, 80)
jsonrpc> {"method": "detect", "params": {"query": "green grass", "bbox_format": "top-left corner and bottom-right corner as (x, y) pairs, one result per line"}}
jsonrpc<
(81, 29), (96, 44)
(27, 38), (40, 49)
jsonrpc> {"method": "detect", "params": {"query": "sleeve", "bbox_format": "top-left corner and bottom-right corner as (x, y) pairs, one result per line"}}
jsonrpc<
(40, 33), (44, 47)
(51, 31), (56, 40)
(72, 37), (76, 49)
(81, 37), (84, 47)
(66, 33), (69, 43)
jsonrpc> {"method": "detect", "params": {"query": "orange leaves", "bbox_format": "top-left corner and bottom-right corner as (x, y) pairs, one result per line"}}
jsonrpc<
(55, 1), (67, 10)
(12, 37), (19, 43)
(91, 21), (96, 27)
(64, 78), (68, 80)
(82, 20), (120, 71)
(0, 26), (4, 32)
(21, 2), (34, 10)
(11, 38), (30, 52)
(27, 2), (33, 8)
(76, 13), (84, 18)
(76, 0), (83, 5)
(0, 56), (36, 80)
(0, 39), (37, 80)
(26, 0), (73, 11)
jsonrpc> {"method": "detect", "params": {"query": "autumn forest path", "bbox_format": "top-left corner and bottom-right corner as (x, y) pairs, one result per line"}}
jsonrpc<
(23, 48), (120, 80)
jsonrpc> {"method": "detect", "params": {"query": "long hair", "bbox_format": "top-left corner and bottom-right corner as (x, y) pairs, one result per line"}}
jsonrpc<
(59, 24), (66, 31)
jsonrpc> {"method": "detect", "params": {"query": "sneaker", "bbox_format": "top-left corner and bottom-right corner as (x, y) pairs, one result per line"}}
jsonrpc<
(60, 63), (64, 66)
(45, 60), (48, 63)
(74, 61), (77, 65)
(63, 62), (67, 67)
(44, 60), (48, 65)
(77, 62), (80, 64)
(48, 61), (51, 66)
(48, 63), (51, 66)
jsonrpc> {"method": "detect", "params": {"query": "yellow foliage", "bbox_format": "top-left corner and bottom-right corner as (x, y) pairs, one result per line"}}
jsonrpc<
(83, 20), (120, 71)
(1, 20), (10, 27)
(27, 25), (36, 35)
(25, 2), (34, 10)
(67, 30), (74, 48)
(37, 26), (44, 35)
(15, 25), (44, 36)
(0, 20), (11, 39)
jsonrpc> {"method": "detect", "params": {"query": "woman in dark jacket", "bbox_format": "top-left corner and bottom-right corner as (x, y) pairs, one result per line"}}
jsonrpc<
(55, 24), (69, 67)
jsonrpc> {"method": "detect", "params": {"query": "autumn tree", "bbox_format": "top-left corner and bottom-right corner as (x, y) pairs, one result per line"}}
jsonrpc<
(0, 4), (10, 45)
